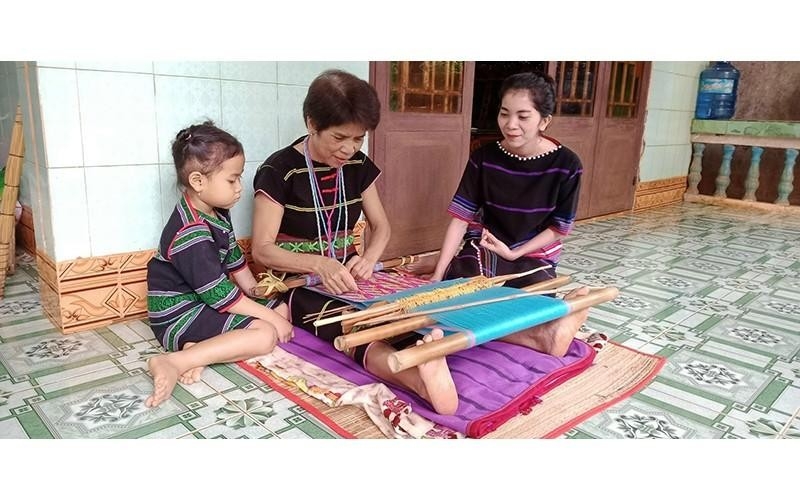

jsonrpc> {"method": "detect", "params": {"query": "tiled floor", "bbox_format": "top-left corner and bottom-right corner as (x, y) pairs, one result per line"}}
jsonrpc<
(0, 201), (798, 439)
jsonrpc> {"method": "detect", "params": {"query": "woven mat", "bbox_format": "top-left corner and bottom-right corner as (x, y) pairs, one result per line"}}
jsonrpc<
(241, 341), (663, 439)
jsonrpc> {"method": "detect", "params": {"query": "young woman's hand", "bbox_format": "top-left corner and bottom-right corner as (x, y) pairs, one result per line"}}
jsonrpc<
(345, 255), (376, 281)
(479, 228), (516, 261)
(316, 256), (358, 294)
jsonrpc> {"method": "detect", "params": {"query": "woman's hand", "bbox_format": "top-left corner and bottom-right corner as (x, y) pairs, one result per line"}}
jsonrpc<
(345, 255), (376, 281)
(479, 228), (516, 261)
(316, 256), (358, 295)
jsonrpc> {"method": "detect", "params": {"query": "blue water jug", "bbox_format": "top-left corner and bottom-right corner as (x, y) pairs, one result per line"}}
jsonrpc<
(695, 61), (740, 119)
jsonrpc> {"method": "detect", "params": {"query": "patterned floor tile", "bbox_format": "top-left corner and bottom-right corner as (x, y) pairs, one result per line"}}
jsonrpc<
(30, 374), (185, 439)
(659, 349), (774, 404)
(1, 201), (798, 440)
(0, 331), (119, 378)
(575, 398), (724, 439)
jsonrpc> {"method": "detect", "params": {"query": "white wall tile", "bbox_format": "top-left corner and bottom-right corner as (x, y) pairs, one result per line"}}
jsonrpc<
(158, 163), (182, 227)
(48, 168), (91, 260)
(36, 68), (84, 167)
(667, 111), (688, 140)
(36, 165), (56, 259)
(276, 61), (368, 86)
(76, 61), (153, 73)
(220, 62), (277, 83)
(77, 71), (158, 166)
(675, 61), (707, 78)
(19, 164), (36, 206)
(220, 80), (279, 163)
(154, 75), (221, 163)
(85, 165), (163, 255)
(276, 84), (308, 147)
(154, 62), (220, 79)
(227, 160), (260, 238)
(643, 109), (658, 146)
(650, 70), (671, 110)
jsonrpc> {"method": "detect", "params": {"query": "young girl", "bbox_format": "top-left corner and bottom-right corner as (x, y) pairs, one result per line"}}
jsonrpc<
(431, 71), (589, 357)
(145, 121), (293, 408)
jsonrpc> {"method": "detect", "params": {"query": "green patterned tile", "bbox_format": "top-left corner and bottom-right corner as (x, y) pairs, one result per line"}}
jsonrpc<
(722, 407), (800, 439)
(30, 373), (185, 438)
(576, 398), (723, 439)
(0, 318), (59, 342)
(658, 350), (773, 405)
(0, 331), (120, 378)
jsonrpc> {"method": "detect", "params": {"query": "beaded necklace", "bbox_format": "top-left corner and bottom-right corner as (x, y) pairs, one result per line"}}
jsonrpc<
(496, 140), (560, 161)
(303, 136), (348, 264)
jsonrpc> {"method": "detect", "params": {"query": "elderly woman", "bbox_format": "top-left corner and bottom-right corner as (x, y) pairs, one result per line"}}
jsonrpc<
(250, 69), (458, 415)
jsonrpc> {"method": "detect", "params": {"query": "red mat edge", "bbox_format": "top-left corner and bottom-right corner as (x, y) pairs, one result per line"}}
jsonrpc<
(237, 360), (356, 439)
(541, 342), (667, 438)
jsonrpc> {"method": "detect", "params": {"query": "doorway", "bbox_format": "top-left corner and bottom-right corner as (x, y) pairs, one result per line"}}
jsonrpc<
(368, 61), (650, 259)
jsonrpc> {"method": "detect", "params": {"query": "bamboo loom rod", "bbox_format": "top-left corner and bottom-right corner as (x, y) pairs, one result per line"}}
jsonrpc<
(333, 275), (571, 351)
(387, 286), (619, 374)
(352, 286), (597, 328)
(314, 266), (552, 328)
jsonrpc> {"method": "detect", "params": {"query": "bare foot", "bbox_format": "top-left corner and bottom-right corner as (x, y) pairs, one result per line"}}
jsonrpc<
(145, 354), (181, 408)
(178, 342), (204, 385)
(501, 286), (591, 357)
(416, 329), (459, 415)
(542, 286), (591, 356)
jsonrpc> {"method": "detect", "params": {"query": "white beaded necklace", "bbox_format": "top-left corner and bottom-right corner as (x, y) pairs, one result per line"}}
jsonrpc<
(496, 140), (560, 161)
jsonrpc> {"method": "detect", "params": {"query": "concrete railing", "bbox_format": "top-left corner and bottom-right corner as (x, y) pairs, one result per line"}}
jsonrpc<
(686, 120), (799, 207)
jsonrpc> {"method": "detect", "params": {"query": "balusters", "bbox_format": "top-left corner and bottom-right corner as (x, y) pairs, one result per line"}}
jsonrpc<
(686, 143), (705, 195)
(776, 148), (798, 205)
(714, 144), (735, 197)
(743, 146), (764, 201)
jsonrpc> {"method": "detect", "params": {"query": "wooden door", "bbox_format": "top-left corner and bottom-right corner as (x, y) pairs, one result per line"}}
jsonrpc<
(545, 62), (606, 219)
(369, 61), (475, 259)
(590, 61), (651, 216)
(545, 61), (650, 218)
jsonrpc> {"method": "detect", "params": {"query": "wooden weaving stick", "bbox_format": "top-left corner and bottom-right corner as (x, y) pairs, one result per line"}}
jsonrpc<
(387, 286), (619, 373)
(351, 285), (606, 328)
(333, 275), (571, 351)
(314, 265), (552, 329)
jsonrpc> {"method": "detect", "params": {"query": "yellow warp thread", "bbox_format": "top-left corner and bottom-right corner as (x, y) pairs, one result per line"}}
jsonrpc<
(255, 269), (289, 297)
(394, 276), (494, 313)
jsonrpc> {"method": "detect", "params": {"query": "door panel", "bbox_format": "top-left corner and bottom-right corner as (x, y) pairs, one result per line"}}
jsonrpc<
(546, 61), (649, 219)
(590, 61), (651, 217)
(377, 131), (465, 256)
(546, 61), (607, 219)
(370, 61), (475, 259)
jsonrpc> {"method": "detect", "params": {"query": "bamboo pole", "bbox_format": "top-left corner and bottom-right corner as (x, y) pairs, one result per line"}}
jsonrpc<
(313, 266), (551, 328)
(0, 106), (24, 298)
(333, 275), (572, 351)
(387, 286), (619, 373)
(352, 287), (588, 328)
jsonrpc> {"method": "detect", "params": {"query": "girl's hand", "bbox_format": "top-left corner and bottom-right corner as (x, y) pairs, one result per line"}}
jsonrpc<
(480, 229), (516, 261)
(345, 255), (376, 281)
(317, 256), (358, 295)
